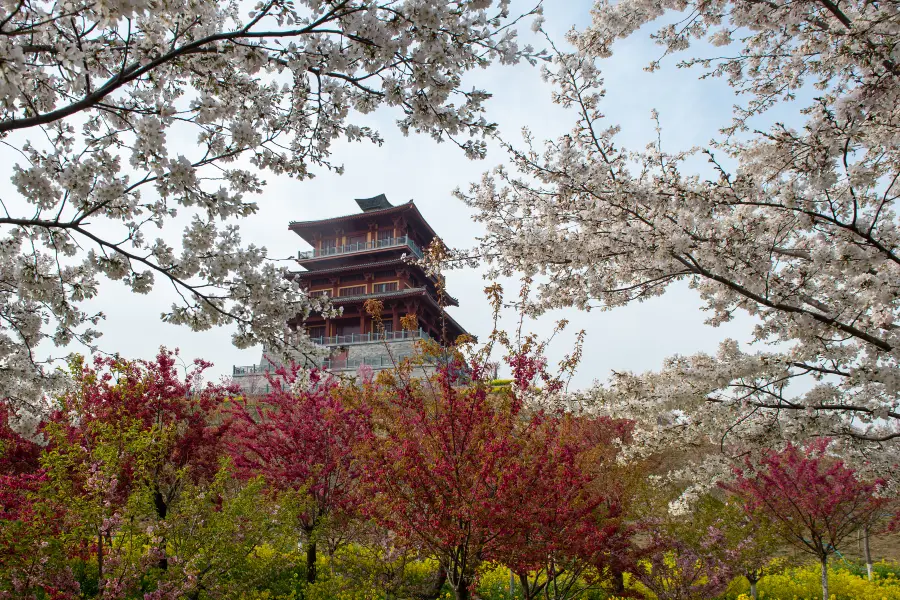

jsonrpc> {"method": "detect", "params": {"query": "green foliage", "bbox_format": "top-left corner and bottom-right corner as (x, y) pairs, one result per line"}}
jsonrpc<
(476, 563), (609, 600)
(837, 558), (900, 581)
(476, 563), (517, 600)
(154, 467), (301, 598)
(262, 543), (446, 600)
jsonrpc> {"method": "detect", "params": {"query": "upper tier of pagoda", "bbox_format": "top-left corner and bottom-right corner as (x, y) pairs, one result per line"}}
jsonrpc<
(288, 194), (468, 343)
(289, 194), (437, 270)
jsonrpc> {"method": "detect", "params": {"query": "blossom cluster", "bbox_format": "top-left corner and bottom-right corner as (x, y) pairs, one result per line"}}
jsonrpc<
(0, 0), (542, 419)
(458, 0), (900, 488)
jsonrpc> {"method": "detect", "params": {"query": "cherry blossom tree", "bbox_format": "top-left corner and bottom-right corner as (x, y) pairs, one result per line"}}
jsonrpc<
(725, 439), (888, 600)
(227, 364), (371, 583)
(0, 0), (544, 418)
(458, 0), (900, 478)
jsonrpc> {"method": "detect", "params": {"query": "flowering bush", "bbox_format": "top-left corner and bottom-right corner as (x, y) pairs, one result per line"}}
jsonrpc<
(724, 562), (900, 600)
(1, 344), (895, 600)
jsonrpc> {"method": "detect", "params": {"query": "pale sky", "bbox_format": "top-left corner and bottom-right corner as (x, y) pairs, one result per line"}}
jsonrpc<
(64, 0), (770, 389)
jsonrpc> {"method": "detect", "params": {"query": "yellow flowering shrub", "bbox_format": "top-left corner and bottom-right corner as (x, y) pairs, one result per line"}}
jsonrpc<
(477, 563), (516, 600)
(724, 562), (900, 600)
(237, 555), (900, 600)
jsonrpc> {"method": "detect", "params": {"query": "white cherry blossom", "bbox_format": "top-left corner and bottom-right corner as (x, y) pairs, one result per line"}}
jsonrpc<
(459, 0), (900, 478)
(0, 0), (542, 416)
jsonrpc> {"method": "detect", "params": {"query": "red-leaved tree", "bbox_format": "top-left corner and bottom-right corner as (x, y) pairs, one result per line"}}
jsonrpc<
(727, 440), (887, 600)
(495, 413), (638, 600)
(360, 348), (636, 600)
(0, 407), (75, 599)
(631, 527), (736, 600)
(1, 349), (236, 598)
(227, 365), (372, 583)
(362, 356), (522, 600)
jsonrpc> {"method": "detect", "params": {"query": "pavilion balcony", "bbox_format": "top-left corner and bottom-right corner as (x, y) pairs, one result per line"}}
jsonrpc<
(232, 364), (271, 376)
(297, 235), (424, 261)
(310, 328), (431, 347)
(231, 357), (409, 376)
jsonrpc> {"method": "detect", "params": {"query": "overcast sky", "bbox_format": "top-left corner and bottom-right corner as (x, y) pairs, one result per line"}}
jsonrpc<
(72, 0), (768, 389)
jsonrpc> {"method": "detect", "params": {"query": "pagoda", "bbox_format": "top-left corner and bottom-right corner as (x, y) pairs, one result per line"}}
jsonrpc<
(232, 194), (469, 383)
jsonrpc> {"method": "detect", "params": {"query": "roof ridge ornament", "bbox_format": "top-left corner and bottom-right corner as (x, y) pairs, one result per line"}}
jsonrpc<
(355, 193), (393, 212)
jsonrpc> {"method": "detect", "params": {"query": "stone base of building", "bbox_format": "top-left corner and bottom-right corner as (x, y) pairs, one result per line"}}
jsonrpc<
(231, 338), (434, 395)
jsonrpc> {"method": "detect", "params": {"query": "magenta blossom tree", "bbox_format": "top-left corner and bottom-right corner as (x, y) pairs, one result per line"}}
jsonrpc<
(227, 365), (371, 583)
(726, 440), (888, 600)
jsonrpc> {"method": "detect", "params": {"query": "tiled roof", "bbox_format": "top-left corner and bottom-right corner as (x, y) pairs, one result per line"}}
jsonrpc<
(356, 194), (392, 212)
(289, 258), (408, 278)
(289, 201), (408, 227)
(328, 286), (459, 308)
(288, 200), (438, 242)
(330, 286), (428, 303)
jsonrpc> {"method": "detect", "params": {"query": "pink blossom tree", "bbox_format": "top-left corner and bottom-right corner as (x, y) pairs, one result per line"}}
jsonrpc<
(727, 440), (888, 600)
(227, 364), (372, 583)
(48, 349), (236, 575)
(493, 413), (639, 600)
(358, 341), (637, 600)
(359, 356), (525, 600)
(0, 407), (76, 599)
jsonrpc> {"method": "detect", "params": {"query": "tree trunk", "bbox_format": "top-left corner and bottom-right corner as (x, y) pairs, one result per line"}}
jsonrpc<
(416, 565), (447, 600)
(97, 529), (104, 593)
(820, 555), (829, 600)
(517, 572), (543, 600)
(611, 571), (626, 595)
(748, 577), (758, 600)
(453, 579), (470, 600)
(863, 524), (874, 581)
(153, 489), (168, 571)
(306, 540), (317, 583)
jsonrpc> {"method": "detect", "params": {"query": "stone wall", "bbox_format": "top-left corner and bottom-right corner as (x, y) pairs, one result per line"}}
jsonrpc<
(232, 339), (435, 394)
(344, 339), (417, 365)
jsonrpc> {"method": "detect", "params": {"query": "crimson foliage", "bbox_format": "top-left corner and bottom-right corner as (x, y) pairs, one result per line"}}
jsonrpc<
(227, 364), (372, 582)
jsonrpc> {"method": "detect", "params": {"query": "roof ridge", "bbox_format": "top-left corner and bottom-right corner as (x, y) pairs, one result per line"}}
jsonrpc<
(288, 201), (412, 226)
(329, 286), (427, 303)
(290, 257), (409, 277)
